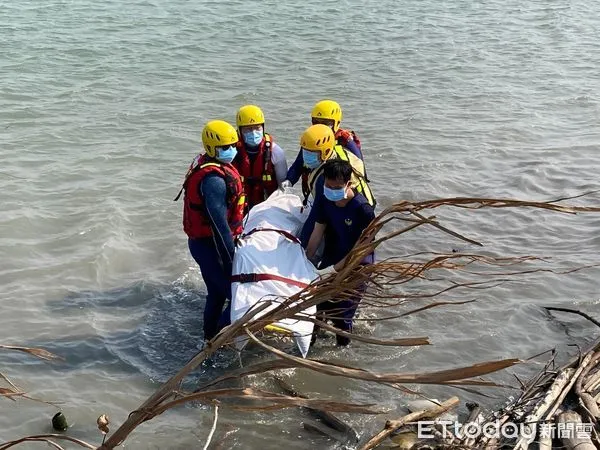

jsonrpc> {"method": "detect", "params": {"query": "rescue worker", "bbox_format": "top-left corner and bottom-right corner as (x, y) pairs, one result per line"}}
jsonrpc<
(285, 99), (363, 187)
(305, 159), (375, 346)
(294, 124), (375, 248)
(233, 105), (288, 211)
(175, 120), (245, 341)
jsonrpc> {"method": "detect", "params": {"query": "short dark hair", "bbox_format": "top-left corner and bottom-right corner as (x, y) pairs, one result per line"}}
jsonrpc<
(322, 159), (352, 183)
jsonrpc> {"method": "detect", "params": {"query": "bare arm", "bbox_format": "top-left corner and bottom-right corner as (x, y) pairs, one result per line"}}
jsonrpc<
(306, 222), (326, 259)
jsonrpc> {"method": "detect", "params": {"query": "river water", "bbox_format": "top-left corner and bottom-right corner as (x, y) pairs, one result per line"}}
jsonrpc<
(2, 0), (600, 448)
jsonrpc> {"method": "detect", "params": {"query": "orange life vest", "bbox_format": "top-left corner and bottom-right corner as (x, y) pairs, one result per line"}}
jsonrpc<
(177, 154), (245, 239)
(335, 128), (362, 152)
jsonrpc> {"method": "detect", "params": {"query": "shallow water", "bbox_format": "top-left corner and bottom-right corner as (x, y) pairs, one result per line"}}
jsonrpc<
(2, 0), (600, 448)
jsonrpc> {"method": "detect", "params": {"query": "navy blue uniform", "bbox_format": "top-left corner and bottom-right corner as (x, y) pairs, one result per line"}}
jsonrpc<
(311, 192), (375, 345)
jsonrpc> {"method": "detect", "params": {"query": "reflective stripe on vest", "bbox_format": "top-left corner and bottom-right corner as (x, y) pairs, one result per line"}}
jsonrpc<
(305, 146), (376, 207)
(241, 175), (272, 181)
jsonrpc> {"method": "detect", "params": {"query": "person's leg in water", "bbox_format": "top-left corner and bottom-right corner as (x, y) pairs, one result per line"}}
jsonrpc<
(329, 298), (357, 346)
(310, 302), (330, 346)
(189, 237), (231, 341)
(329, 283), (367, 346)
(310, 297), (356, 346)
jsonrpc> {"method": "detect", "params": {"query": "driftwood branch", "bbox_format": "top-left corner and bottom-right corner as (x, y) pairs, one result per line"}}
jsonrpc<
(201, 403), (219, 450)
(358, 396), (460, 450)
(557, 411), (596, 450)
(153, 387), (383, 416)
(470, 335), (600, 449)
(0, 194), (591, 450)
(545, 352), (595, 420)
(0, 435), (95, 450)
(544, 306), (600, 329)
(513, 368), (575, 450)
(245, 328), (519, 386)
(0, 345), (63, 361)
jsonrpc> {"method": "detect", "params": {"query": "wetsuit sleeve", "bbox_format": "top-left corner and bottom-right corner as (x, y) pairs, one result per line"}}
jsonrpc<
(199, 174), (235, 274)
(344, 138), (364, 160)
(270, 143), (288, 185)
(285, 149), (304, 185)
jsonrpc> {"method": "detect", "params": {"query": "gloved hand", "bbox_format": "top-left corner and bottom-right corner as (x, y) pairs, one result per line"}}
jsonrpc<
(279, 180), (292, 192)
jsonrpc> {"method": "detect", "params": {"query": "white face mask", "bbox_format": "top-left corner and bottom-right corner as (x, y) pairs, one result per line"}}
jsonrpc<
(243, 129), (264, 147)
(216, 145), (237, 164)
(323, 184), (347, 202)
(302, 149), (321, 169)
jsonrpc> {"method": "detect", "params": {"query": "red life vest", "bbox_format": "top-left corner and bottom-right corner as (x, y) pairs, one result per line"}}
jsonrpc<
(233, 133), (278, 210)
(335, 128), (362, 152)
(178, 154), (245, 239)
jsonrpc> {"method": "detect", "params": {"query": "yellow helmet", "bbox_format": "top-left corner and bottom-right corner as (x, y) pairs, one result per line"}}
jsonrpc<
(299, 124), (335, 160)
(236, 105), (265, 128)
(311, 100), (342, 132)
(201, 120), (238, 157)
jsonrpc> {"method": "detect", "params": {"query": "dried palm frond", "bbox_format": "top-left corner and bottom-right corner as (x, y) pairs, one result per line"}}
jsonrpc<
(0, 345), (63, 361)
(94, 194), (600, 449)
(5, 195), (599, 450)
(0, 434), (95, 450)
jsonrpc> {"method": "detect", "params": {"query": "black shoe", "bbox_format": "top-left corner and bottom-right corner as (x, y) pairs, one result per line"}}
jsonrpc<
(310, 330), (318, 346)
(336, 335), (351, 347)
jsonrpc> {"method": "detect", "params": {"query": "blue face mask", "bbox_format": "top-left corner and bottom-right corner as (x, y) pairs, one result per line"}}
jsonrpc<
(302, 149), (321, 169)
(324, 185), (348, 202)
(242, 129), (263, 147)
(216, 145), (237, 164)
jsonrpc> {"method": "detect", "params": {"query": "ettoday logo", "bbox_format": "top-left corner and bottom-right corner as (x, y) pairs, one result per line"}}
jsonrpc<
(411, 420), (593, 441)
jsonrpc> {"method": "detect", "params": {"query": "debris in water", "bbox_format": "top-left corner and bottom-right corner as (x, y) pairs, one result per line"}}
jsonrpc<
(52, 412), (68, 431)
